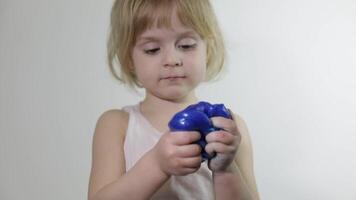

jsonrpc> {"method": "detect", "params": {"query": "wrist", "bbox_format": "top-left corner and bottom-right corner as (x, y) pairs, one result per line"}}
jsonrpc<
(147, 148), (171, 181)
(212, 162), (241, 191)
(212, 162), (238, 177)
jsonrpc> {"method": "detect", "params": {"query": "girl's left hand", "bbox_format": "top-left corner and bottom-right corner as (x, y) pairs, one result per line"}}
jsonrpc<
(205, 114), (241, 172)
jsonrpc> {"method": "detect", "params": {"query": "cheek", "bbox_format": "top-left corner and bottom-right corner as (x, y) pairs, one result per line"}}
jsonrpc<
(132, 51), (154, 84)
(191, 49), (207, 79)
(197, 63), (207, 81)
(185, 58), (206, 83)
(135, 67), (154, 85)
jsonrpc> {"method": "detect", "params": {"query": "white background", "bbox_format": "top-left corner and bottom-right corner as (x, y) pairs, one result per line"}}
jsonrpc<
(1, 0), (356, 199)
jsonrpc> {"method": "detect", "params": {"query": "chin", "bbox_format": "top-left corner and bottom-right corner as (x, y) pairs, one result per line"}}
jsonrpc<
(158, 88), (191, 101)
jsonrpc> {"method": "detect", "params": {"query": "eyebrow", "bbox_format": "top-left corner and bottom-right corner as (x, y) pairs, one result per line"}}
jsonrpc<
(136, 30), (199, 45)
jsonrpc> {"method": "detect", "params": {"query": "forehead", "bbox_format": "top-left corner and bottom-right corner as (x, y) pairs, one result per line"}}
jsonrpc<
(133, 1), (199, 40)
(137, 14), (198, 39)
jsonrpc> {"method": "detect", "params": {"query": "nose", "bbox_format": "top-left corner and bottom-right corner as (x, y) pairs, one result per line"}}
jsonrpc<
(163, 47), (183, 67)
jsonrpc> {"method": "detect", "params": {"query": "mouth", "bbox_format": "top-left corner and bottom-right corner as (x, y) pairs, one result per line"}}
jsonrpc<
(161, 75), (186, 81)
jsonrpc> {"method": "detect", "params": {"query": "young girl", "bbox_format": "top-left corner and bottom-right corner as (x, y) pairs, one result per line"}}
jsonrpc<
(88, 0), (259, 199)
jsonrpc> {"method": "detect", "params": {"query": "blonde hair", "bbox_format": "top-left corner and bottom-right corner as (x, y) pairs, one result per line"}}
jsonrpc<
(108, 0), (225, 88)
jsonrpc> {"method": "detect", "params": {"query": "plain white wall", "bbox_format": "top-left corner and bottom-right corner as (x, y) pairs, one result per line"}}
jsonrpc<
(1, 0), (355, 199)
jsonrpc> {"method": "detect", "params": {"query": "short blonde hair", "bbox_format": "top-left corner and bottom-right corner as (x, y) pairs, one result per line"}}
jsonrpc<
(108, 0), (225, 88)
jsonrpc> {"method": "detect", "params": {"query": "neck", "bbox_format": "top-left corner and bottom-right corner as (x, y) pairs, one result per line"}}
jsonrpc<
(140, 91), (199, 117)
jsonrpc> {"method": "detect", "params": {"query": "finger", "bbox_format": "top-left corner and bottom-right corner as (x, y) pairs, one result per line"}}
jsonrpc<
(172, 131), (201, 145)
(228, 109), (237, 122)
(205, 142), (236, 155)
(176, 144), (202, 157)
(178, 156), (202, 168)
(211, 117), (238, 135)
(205, 131), (235, 145)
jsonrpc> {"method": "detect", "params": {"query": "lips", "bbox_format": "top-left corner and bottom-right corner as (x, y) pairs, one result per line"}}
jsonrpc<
(160, 75), (186, 80)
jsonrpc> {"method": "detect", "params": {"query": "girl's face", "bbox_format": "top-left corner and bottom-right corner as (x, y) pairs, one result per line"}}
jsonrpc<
(131, 12), (207, 101)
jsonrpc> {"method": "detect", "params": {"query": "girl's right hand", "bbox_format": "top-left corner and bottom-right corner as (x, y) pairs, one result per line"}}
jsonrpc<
(152, 131), (202, 176)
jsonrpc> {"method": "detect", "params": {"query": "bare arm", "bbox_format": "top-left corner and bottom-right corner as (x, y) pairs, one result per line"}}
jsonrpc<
(87, 110), (169, 200)
(87, 109), (202, 200)
(212, 114), (260, 200)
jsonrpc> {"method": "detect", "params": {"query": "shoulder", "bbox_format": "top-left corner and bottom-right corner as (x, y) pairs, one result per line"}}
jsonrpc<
(233, 113), (249, 135)
(231, 113), (250, 139)
(230, 112), (254, 161)
(96, 109), (129, 125)
(93, 109), (129, 141)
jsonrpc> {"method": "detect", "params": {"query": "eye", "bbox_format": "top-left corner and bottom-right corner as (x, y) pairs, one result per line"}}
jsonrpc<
(178, 43), (197, 50)
(144, 48), (160, 55)
(177, 38), (197, 51)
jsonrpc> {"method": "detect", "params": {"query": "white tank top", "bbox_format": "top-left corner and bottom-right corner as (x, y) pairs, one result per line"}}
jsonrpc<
(122, 104), (214, 200)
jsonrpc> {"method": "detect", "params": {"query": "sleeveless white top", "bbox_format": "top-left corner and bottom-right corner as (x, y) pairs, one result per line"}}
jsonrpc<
(122, 104), (214, 200)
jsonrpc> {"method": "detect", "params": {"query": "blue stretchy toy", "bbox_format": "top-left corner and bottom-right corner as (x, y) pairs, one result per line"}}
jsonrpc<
(168, 101), (232, 161)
